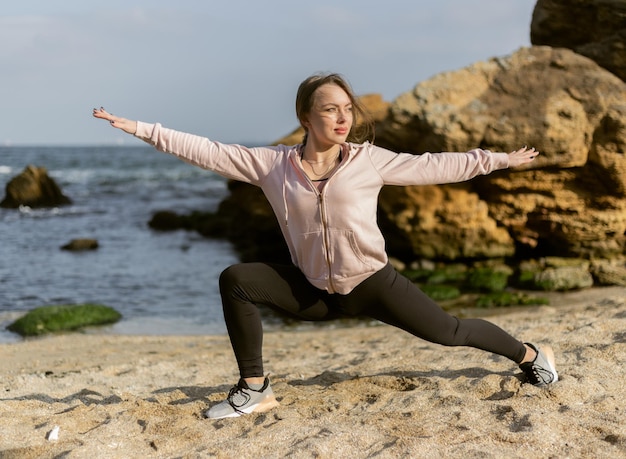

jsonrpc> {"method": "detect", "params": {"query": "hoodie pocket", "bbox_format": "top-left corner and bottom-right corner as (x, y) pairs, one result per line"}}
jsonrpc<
(330, 228), (373, 278)
(295, 229), (372, 282)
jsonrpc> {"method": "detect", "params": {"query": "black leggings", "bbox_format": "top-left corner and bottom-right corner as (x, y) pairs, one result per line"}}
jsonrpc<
(219, 262), (527, 378)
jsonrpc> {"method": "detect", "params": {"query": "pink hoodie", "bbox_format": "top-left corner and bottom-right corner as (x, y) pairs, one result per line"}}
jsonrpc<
(135, 122), (510, 294)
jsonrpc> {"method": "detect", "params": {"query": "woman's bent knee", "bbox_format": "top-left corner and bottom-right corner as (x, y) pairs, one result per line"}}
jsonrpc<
(219, 263), (269, 295)
(220, 263), (255, 284)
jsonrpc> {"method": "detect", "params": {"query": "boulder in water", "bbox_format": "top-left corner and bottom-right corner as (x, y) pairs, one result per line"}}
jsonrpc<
(1, 164), (71, 209)
(61, 239), (99, 251)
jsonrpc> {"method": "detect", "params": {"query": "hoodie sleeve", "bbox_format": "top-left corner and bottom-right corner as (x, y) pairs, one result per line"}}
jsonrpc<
(369, 145), (510, 186)
(134, 121), (282, 185)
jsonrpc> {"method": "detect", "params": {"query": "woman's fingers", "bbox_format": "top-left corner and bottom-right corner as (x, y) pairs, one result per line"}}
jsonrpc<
(92, 107), (138, 134)
(92, 107), (114, 121)
(508, 146), (540, 167)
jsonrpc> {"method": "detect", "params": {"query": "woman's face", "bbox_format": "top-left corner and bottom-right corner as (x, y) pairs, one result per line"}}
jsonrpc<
(303, 83), (353, 150)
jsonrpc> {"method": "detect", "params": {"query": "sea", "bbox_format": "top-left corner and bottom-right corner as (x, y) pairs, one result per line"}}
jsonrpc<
(0, 145), (242, 343)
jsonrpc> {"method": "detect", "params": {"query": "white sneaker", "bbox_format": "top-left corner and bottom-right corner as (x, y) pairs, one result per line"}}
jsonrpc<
(519, 342), (558, 387)
(204, 377), (279, 419)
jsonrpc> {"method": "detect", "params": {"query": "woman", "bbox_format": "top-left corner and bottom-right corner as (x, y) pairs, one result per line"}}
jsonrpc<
(93, 73), (557, 420)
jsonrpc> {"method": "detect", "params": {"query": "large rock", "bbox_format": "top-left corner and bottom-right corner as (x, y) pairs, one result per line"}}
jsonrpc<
(530, 0), (626, 82)
(1, 165), (71, 209)
(375, 46), (626, 260)
(377, 184), (515, 261)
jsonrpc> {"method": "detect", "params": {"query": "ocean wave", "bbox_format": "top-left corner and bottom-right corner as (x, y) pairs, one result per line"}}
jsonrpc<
(13, 204), (99, 219)
(50, 165), (216, 187)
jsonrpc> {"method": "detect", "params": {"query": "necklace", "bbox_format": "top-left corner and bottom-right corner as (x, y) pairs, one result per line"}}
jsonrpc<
(303, 150), (341, 178)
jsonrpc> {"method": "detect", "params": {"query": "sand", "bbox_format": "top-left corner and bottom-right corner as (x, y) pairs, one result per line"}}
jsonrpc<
(1, 287), (626, 458)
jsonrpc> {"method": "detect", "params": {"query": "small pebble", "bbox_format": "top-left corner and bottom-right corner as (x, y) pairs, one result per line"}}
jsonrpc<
(46, 426), (60, 441)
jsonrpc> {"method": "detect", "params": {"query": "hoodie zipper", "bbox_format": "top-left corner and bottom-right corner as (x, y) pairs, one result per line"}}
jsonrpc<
(317, 191), (336, 293)
(300, 165), (336, 293)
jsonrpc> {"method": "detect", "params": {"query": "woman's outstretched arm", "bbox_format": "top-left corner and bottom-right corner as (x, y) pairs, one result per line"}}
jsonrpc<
(92, 107), (138, 135)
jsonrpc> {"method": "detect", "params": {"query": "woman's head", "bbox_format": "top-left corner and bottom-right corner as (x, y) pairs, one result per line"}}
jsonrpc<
(296, 73), (373, 145)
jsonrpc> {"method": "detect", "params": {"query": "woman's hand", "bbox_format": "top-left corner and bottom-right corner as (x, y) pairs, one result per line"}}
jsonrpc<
(92, 107), (138, 135)
(508, 146), (539, 168)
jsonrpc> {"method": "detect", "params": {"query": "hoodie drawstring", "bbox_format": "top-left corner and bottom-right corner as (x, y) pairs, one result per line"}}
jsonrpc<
(282, 158), (289, 227)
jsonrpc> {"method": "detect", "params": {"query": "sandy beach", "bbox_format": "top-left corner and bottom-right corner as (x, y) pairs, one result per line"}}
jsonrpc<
(1, 287), (625, 458)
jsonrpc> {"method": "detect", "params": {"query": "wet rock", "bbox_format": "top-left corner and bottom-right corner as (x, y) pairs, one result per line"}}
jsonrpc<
(61, 239), (99, 251)
(1, 165), (71, 209)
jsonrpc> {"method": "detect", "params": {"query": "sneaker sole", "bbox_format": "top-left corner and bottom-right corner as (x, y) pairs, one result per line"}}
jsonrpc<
(540, 345), (559, 384)
(255, 395), (280, 413)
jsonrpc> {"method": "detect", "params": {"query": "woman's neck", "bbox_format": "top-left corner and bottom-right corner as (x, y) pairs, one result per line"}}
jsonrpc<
(300, 143), (343, 184)
(302, 143), (341, 163)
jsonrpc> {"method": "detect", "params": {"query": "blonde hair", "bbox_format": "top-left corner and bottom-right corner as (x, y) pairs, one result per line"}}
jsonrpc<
(295, 73), (374, 145)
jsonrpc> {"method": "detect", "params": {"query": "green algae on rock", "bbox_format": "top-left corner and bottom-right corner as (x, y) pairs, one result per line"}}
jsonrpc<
(7, 304), (121, 337)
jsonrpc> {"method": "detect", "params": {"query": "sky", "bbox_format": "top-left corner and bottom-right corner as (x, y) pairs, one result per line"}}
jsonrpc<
(1, 1), (536, 146)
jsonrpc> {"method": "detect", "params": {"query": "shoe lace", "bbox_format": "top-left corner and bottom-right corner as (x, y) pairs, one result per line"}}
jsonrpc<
(523, 361), (554, 384)
(226, 382), (251, 414)
(527, 365), (542, 384)
(533, 364), (554, 383)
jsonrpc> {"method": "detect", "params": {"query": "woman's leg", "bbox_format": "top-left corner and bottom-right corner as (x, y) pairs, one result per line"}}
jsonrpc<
(336, 264), (527, 363)
(219, 263), (338, 378)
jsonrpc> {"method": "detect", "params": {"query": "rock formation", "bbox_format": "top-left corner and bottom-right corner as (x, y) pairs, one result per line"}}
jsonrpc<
(375, 46), (626, 261)
(530, 0), (626, 82)
(1, 165), (71, 209)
